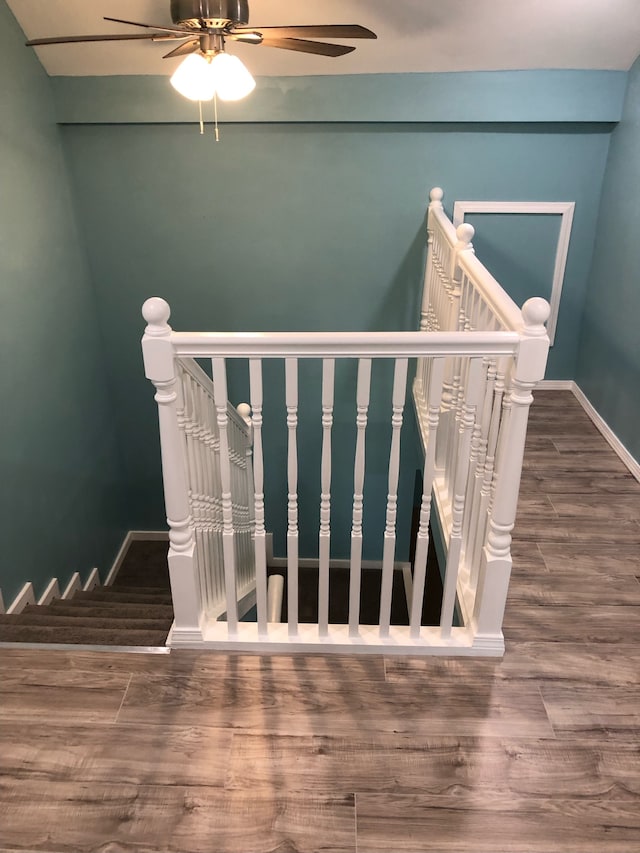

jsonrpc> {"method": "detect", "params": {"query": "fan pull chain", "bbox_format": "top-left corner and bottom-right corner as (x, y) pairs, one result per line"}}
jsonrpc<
(199, 100), (204, 135)
(213, 92), (220, 143)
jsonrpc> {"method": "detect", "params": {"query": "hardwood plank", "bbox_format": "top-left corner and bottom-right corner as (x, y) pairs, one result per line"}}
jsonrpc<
(226, 733), (640, 797)
(0, 780), (355, 853)
(503, 605), (640, 644)
(520, 470), (640, 495)
(0, 669), (130, 723)
(513, 517), (640, 544)
(552, 435), (621, 453)
(386, 643), (640, 688)
(523, 450), (629, 471)
(355, 791), (640, 852)
(548, 494), (640, 522)
(117, 673), (554, 738)
(0, 722), (232, 787)
(506, 570), (640, 606)
(538, 543), (640, 575)
(0, 648), (386, 681)
(541, 685), (640, 740)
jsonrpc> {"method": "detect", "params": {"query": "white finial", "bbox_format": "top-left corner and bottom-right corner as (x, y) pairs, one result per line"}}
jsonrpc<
(456, 222), (475, 249)
(237, 403), (252, 426)
(142, 297), (171, 337)
(522, 298), (551, 336)
(429, 187), (444, 207)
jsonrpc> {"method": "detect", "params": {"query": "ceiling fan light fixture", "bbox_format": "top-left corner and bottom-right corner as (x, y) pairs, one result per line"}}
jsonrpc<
(210, 52), (256, 101)
(170, 53), (217, 101)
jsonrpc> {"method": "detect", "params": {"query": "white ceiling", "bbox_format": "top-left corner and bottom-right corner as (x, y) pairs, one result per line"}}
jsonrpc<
(8, 0), (640, 77)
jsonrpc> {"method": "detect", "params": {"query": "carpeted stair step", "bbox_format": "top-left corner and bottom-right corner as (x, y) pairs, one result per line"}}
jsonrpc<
(0, 612), (171, 630)
(109, 583), (171, 593)
(71, 589), (173, 605)
(46, 601), (174, 619)
(0, 624), (170, 645)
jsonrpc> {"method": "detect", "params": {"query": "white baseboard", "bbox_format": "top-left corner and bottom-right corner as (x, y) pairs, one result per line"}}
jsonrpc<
(7, 582), (36, 615)
(83, 568), (101, 592)
(537, 379), (640, 483)
(38, 578), (61, 606)
(537, 380), (574, 390)
(62, 572), (82, 600)
(105, 530), (168, 586)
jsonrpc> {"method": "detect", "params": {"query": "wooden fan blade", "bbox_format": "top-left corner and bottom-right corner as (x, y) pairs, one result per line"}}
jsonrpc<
(256, 37), (356, 57)
(26, 33), (186, 46)
(104, 16), (195, 36)
(233, 25), (377, 40)
(163, 39), (200, 59)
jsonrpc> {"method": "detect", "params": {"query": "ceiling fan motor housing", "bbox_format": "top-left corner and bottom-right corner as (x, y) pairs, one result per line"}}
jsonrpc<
(170, 0), (250, 29)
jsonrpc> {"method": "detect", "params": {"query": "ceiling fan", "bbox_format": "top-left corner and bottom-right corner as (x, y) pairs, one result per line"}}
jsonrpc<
(25, 0), (377, 62)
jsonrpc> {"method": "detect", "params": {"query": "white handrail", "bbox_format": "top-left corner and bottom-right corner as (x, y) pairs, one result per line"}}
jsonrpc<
(170, 330), (519, 358)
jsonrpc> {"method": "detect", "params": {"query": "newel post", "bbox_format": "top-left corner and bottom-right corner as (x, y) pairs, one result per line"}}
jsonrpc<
(420, 187), (444, 331)
(141, 297), (203, 641)
(472, 298), (551, 652)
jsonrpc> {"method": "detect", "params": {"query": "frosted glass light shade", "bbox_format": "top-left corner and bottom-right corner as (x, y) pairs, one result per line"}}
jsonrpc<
(210, 52), (256, 101)
(170, 54), (217, 102)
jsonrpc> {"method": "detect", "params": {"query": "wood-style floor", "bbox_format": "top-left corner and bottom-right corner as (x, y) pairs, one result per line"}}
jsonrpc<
(1, 390), (639, 853)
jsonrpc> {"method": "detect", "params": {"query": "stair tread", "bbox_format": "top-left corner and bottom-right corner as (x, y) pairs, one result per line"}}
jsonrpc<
(0, 625), (170, 646)
(48, 602), (174, 617)
(0, 613), (172, 630)
(72, 590), (172, 604)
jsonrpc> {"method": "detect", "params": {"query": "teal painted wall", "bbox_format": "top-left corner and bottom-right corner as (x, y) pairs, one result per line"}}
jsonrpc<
(576, 54), (640, 463)
(0, 1), (128, 605)
(62, 113), (611, 557)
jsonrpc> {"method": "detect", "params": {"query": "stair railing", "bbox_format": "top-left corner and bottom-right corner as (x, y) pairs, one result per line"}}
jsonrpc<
(141, 186), (550, 655)
(142, 319), (255, 643)
(415, 187), (550, 650)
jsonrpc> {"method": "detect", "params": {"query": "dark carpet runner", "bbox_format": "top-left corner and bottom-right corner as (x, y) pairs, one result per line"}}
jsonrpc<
(0, 540), (173, 646)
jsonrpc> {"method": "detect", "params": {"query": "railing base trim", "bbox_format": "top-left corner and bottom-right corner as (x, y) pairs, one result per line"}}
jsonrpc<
(167, 621), (503, 656)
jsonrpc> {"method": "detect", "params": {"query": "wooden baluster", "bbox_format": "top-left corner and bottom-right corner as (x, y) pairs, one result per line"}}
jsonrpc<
(462, 357), (490, 566)
(472, 354), (509, 584)
(212, 357), (238, 635)
(465, 357), (497, 581)
(379, 358), (409, 638)
(285, 359), (299, 636)
(421, 187), (444, 333)
(237, 403), (255, 603)
(474, 299), (550, 649)
(208, 389), (224, 609)
(349, 358), (372, 637)
(441, 357), (485, 637)
(410, 357), (445, 637)
(141, 298), (202, 640)
(318, 358), (335, 638)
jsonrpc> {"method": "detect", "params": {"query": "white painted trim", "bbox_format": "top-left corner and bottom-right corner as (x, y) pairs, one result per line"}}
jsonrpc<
(537, 380), (574, 390)
(7, 582), (36, 615)
(169, 620), (490, 655)
(62, 572), (82, 600)
(38, 578), (61, 606)
(105, 530), (168, 586)
(452, 200), (575, 346)
(536, 381), (640, 483)
(83, 568), (101, 592)
(571, 383), (640, 483)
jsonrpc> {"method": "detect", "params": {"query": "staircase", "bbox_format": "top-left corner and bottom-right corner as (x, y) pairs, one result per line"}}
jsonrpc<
(0, 541), (174, 646)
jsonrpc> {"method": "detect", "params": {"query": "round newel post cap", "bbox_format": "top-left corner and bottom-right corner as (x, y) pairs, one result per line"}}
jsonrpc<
(456, 222), (475, 248)
(237, 403), (252, 426)
(522, 297), (551, 336)
(429, 187), (444, 205)
(142, 297), (172, 336)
